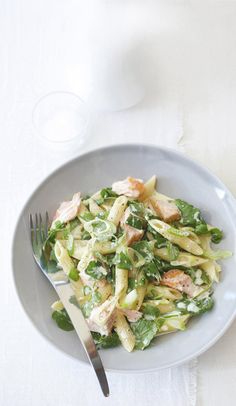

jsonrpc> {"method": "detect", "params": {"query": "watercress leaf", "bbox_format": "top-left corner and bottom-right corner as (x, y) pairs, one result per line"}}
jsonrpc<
(126, 214), (147, 230)
(130, 318), (158, 350)
(176, 296), (214, 315)
(175, 199), (206, 227)
(128, 277), (136, 291)
(142, 260), (161, 282)
(113, 252), (132, 270)
(100, 188), (118, 199)
(106, 264), (116, 287)
(52, 309), (74, 331)
(128, 201), (145, 215)
(47, 221), (66, 243)
(131, 241), (154, 261)
(85, 261), (107, 280)
(92, 331), (120, 349)
(142, 304), (160, 320)
(210, 228), (223, 244)
(195, 223), (208, 235)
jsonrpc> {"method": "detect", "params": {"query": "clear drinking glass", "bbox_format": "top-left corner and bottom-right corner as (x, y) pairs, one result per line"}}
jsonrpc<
(32, 91), (90, 151)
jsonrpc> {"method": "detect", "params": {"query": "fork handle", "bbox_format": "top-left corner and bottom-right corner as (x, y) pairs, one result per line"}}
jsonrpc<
(55, 283), (109, 397)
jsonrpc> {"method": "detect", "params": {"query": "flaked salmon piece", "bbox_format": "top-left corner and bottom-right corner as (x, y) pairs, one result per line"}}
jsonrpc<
(120, 207), (144, 246)
(53, 192), (81, 223)
(125, 226), (144, 246)
(86, 297), (117, 336)
(161, 269), (200, 297)
(112, 177), (145, 198)
(150, 197), (180, 223)
(120, 308), (142, 322)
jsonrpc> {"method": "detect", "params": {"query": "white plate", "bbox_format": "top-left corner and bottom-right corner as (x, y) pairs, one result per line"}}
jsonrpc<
(12, 144), (236, 372)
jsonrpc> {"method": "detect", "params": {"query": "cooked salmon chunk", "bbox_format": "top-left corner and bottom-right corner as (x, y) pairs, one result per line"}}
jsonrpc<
(150, 197), (180, 223)
(53, 192), (81, 223)
(120, 207), (144, 245)
(86, 297), (117, 336)
(161, 269), (200, 297)
(120, 309), (142, 322)
(112, 177), (145, 198)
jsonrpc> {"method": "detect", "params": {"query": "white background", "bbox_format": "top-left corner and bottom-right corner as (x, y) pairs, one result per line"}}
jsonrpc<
(1, 1), (236, 405)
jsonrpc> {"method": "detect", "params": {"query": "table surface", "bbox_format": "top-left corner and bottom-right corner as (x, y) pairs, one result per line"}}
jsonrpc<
(1, 1), (236, 405)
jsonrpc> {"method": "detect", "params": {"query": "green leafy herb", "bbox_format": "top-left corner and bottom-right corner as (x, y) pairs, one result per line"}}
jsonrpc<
(137, 275), (147, 286)
(106, 265), (116, 286)
(132, 241), (154, 261)
(47, 221), (65, 243)
(92, 331), (120, 349)
(176, 296), (214, 315)
(128, 277), (136, 291)
(183, 268), (210, 285)
(142, 260), (161, 282)
(52, 309), (74, 331)
(142, 304), (160, 320)
(195, 223), (208, 234)
(183, 267), (210, 285)
(175, 199), (206, 228)
(113, 252), (132, 270)
(126, 214), (146, 230)
(68, 267), (80, 281)
(131, 318), (158, 350)
(210, 228), (223, 244)
(100, 188), (118, 199)
(85, 260), (107, 280)
(125, 202), (147, 230)
(129, 201), (145, 215)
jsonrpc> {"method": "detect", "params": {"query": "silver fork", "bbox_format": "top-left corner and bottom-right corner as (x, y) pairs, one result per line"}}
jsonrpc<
(30, 212), (109, 397)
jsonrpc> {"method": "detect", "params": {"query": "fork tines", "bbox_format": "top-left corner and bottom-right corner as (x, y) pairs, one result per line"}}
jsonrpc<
(30, 212), (49, 248)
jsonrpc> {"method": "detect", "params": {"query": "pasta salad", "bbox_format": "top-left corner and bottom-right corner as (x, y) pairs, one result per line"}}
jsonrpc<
(48, 176), (231, 352)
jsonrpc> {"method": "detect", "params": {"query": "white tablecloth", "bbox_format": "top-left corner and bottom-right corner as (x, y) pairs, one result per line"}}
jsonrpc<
(1, 1), (236, 405)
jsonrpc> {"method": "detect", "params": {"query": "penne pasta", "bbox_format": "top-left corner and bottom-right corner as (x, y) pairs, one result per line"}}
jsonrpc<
(149, 219), (203, 256)
(49, 175), (231, 352)
(115, 312), (135, 352)
(54, 240), (75, 275)
(107, 195), (128, 226)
